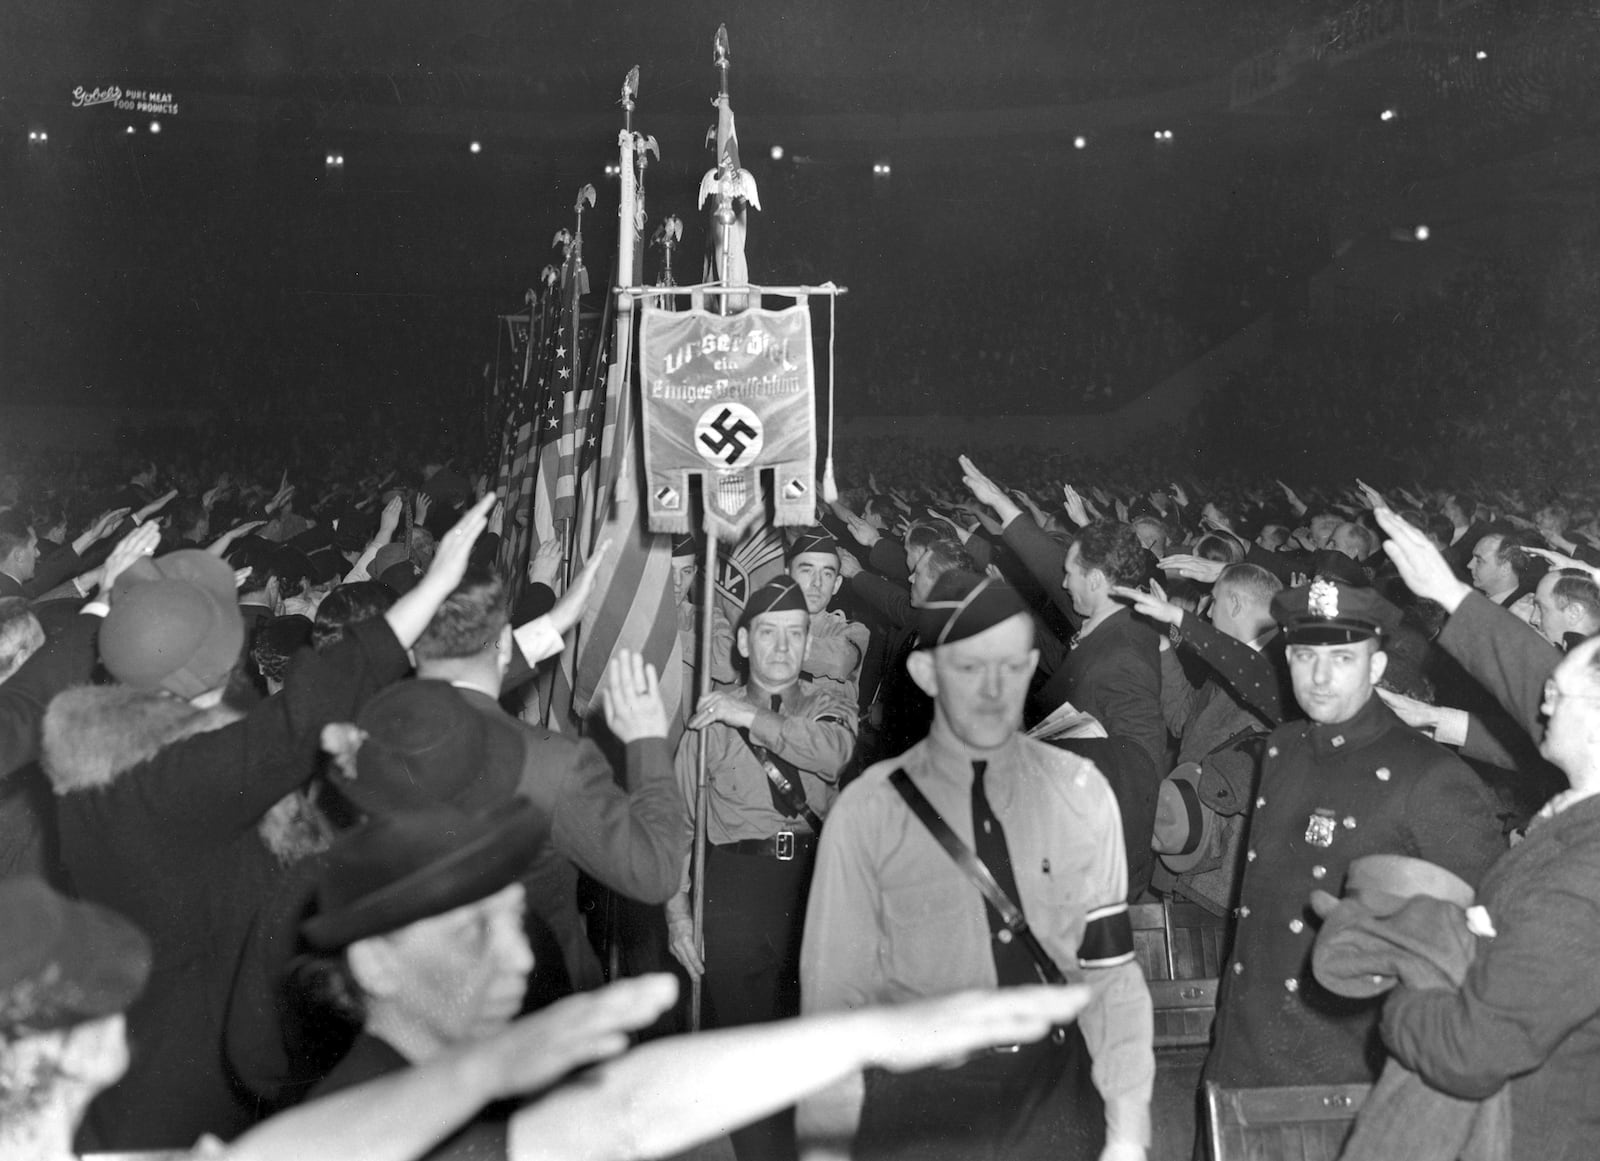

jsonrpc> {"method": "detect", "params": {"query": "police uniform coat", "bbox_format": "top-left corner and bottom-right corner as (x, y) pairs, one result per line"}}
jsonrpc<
(1206, 693), (1505, 1087)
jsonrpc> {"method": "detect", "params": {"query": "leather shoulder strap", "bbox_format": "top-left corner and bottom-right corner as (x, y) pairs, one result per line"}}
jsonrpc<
(888, 768), (1065, 985)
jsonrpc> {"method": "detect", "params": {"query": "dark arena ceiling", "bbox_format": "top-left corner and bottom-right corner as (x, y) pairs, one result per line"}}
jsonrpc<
(3, 0), (1598, 414)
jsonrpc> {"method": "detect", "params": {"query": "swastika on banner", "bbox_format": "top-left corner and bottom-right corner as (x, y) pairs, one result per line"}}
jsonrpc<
(639, 304), (817, 537)
(694, 402), (764, 469)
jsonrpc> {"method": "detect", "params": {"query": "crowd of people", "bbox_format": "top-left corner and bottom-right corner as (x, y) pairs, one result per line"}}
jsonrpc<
(1, 415), (1597, 1161)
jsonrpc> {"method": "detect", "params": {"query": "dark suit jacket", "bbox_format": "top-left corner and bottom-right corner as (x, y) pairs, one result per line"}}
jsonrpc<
(1439, 592), (1560, 748)
(0, 545), (83, 601)
(998, 515), (1167, 768)
(1037, 609), (1166, 770)
(1383, 794), (1600, 1161)
(453, 687), (687, 993)
(0, 610), (101, 780)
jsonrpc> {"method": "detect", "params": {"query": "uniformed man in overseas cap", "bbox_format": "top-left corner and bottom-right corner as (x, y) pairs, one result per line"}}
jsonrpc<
(785, 528), (871, 705)
(1202, 575), (1505, 1100)
(801, 571), (1154, 1161)
(664, 575), (858, 1161)
(671, 532), (736, 713)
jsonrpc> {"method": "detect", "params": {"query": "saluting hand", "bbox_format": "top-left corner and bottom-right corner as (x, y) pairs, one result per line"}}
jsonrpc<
(601, 650), (667, 743)
(1110, 580), (1184, 627)
(1374, 506), (1471, 614)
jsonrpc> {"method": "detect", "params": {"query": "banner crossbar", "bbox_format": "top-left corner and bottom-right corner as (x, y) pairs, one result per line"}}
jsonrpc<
(617, 281), (848, 302)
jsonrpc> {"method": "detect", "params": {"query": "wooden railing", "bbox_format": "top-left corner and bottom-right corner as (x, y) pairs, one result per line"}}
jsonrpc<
(1205, 1080), (1370, 1161)
(1130, 900), (1227, 1050)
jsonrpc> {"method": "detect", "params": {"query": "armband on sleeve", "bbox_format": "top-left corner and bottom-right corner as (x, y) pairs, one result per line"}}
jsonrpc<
(1079, 901), (1135, 968)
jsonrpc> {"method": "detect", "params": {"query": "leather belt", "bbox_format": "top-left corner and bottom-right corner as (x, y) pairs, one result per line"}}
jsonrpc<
(713, 831), (818, 861)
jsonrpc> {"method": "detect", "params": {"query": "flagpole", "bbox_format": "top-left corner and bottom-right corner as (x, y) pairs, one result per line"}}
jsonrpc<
(611, 69), (640, 529)
(711, 27), (734, 314)
(689, 514), (717, 1031)
(685, 27), (752, 1030)
(597, 67), (644, 989)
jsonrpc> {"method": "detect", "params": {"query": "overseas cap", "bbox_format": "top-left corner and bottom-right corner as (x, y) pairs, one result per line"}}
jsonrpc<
(738, 575), (810, 632)
(787, 528), (839, 562)
(913, 573), (1030, 650)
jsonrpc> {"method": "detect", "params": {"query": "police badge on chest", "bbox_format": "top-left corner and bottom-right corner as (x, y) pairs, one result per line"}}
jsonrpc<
(1305, 808), (1338, 848)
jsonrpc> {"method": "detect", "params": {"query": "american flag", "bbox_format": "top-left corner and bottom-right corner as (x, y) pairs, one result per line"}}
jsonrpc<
(573, 281), (614, 558)
(570, 305), (683, 739)
(533, 244), (585, 554)
(498, 273), (562, 599)
(570, 214), (682, 735)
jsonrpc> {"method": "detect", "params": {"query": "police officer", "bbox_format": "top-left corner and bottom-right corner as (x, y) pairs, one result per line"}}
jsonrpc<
(1204, 576), (1505, 1091)
(665, 575), (857, 1161)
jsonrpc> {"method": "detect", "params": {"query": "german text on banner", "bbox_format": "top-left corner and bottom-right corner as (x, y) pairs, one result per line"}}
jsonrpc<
(639, 303), (816, 540)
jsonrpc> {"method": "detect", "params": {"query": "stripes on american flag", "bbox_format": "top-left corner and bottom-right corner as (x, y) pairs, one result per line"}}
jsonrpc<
(551, 256), (585, 529)
(572, 288), (683, 741)
(496, 283), (558, 596)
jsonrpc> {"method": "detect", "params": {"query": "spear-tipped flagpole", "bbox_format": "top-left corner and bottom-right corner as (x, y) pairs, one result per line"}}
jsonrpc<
(698, 24), (759, 316)
(653, 216), (683, 288)
(711, 27), (733, 306)
(571, 184), (595, 297)
(609, 70), (641, 521)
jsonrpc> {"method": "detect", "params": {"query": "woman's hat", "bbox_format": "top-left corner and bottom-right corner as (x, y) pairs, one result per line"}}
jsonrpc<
(300, 802), (543, 951)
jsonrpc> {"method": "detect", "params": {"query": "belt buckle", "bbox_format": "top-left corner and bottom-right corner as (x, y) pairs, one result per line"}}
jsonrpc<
(775, 830), (795, 861)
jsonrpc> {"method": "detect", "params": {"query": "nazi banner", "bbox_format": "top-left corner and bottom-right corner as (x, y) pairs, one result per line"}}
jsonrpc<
(638, 303), (816, 539)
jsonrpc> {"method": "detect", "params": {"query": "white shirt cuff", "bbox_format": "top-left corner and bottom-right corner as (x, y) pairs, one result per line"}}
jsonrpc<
(514, 616), (564, 666)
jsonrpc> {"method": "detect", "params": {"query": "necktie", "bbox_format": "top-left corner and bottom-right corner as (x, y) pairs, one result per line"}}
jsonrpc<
(970, 761), (1037, 986)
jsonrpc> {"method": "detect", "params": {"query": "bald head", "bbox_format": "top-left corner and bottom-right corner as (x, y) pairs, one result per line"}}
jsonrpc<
(1331, 522), (1377, 562)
